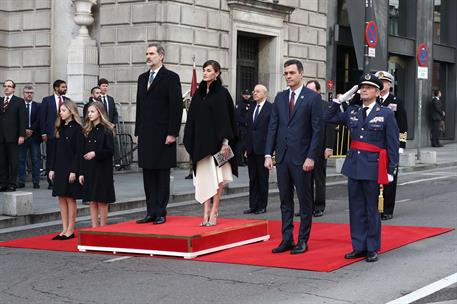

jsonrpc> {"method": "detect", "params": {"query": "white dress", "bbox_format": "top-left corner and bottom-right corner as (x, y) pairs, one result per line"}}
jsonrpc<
(193, 155), (233, 204)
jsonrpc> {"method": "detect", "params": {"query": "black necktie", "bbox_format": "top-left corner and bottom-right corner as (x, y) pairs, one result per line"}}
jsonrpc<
(363, 107), (369, 120)
(103, 96), (108, 115)
(253, 104), (260, 122)
(26, 103), (31, 128)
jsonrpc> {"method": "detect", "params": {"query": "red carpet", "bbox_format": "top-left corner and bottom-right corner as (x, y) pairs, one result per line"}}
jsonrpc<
(0, 218), (452, 272)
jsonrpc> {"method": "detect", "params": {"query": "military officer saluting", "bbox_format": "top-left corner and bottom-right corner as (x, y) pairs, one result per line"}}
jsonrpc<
(375, 71), (408, 221)
(324, 73), (399, 262)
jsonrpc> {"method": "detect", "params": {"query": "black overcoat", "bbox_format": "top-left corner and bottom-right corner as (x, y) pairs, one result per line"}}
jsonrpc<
(134, 66), (183, 169)
(183, 79), (238, 177)
(50, 120), (83, 199)
(81, 124), (116, 203)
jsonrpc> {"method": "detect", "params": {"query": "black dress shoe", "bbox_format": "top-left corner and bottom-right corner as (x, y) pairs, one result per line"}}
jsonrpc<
(313, 210), (324, 217)
(290, 240), (308, 254)
(294, 212), (300, 217)
(366, 251), (378, 262)
(344, 250), (367, 259)
(5, 186), (16, 192)
(52, 234), (64, 240)
(60, 233), (75, 240)
(272, 240), (295, 253)
(254, 208), (266, 214)
(153, 216), (166, 225)
(381, 214), (393, 221)
(47, 184), (53, 190)
(136, 216), (155, 224)
(0, 186), (8, 192)
(185, 174), (193, 180)
(243, 208), (256, 214)
(33, 183), (40, 189)
(17, 183), (25, 189)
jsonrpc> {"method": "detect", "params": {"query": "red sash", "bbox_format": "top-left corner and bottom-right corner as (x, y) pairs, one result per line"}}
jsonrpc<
(351, 140), (389, 185)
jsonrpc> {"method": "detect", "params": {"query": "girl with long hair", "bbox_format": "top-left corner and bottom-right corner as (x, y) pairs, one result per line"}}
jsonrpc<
(79, 101), (116, 227)
(49, 100), (83, 240)
(183, 60), (238, 226)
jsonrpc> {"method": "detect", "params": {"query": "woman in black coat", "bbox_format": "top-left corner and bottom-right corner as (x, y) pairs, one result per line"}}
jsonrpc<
(49, 100), (83, 240)
(183, 60), (238, 226)
(79, 101), (116, 227)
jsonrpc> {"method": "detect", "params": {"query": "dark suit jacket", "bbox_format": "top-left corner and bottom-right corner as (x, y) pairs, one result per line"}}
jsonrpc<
(101, 95), (119, 124)
(430, 97), (445, 121)
(245, 101), (272, 156)
(0, 95), (26, 143)
(135, 66), (183, 169)
(265, 86), (322, 165)
(40, 95), (69, 139)
(25, 101), (42, 142)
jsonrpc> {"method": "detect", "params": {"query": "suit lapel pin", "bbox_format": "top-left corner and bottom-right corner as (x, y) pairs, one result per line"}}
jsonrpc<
(376, 107), (380, 112)
(300, 96), (304, 99)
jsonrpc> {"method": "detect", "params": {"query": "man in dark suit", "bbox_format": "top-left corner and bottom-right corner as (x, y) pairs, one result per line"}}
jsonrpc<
(305, 80), (335, 218)
(375, 71), (408, 220)
(135, 43), (183, 225)
(0, 80), (26, 192)
(265, 59), (322, 254)
(235, 88), (254, 166)
(40, 79), (69, 189)
(429, 89), (445, 147)
(243, 84), (272, 215)
(98, 78), (119, 124)
(17, 85), (42, 189)
(324, 73), (399, 262)
(82, 86), (102, 119)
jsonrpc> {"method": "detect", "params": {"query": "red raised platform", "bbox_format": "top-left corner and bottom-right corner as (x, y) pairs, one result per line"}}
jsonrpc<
(78, 216), (269, 259)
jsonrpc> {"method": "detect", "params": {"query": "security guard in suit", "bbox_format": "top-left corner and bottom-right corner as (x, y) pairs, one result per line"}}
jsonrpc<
(324, 73), (399, 262)
(375, 71), (408, 221)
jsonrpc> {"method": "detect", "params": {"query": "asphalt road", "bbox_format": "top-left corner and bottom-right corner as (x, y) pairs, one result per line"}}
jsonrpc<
(0, 166), (456, 304)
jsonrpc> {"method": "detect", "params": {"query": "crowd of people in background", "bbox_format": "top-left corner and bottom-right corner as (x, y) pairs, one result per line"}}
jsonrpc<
(0, 42), (447, 260)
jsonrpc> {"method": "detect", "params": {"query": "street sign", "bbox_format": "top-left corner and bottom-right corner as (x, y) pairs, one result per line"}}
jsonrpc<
(327, 80), (334, 91)
(417, 67), (428, 79)
(365, 21), (378, 48)
(416, 43), (429, 67)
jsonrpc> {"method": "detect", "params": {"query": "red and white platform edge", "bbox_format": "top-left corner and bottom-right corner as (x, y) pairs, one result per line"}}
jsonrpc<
(78, 216), (270, 259)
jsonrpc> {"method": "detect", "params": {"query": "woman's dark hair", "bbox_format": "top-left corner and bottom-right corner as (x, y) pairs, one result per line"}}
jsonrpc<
(202, 60), (222, 83)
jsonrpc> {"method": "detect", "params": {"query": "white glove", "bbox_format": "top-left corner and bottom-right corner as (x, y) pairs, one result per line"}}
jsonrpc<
(339, 85), (359, 102)
(388, 174), (394, 182)
(399, 148), (404, 154)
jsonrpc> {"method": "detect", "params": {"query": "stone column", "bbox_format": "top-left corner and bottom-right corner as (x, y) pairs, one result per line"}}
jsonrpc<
(67, 0), (98, 104)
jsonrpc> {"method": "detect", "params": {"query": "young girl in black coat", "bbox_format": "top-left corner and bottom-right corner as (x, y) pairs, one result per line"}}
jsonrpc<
(49, 100), (83, 240)
(79, 101), (116, 227)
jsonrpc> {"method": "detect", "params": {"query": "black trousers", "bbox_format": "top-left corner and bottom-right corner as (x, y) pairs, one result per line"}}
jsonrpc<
(247, 154), (269, 211)
(45, 139), (56, 186)
(431, 120), (442, 146)
(142, 168), (170, 218)
(311, 155), (327, 212)
(0, 141), (19, 187)
(382, 167), (398, 215)
(276, 151), (313, 243)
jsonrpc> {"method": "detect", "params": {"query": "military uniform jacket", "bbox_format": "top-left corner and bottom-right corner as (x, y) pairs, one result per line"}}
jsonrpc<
(50, 120), (83, 198)
(378, 94), (408, 149)
(81, 124), (115, 203)
(324, 102), (399, 181)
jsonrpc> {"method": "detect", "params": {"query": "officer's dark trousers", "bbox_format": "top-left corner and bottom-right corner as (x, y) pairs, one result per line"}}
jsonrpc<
(247, 154), (269, 211)
(276, 151), (313, 243)
(383, 168), (398, 215)
(311, 155), (327, 212)
(431, 120), (442, 146)
(347, 178), (381, 252)
(142, 168), (170, 218)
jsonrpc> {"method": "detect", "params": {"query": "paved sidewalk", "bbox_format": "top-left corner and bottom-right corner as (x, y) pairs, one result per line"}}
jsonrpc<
(0, 143), (456, 229)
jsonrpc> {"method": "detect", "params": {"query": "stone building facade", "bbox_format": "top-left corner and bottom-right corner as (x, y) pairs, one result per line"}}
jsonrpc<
(1, 0), (328, 165)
